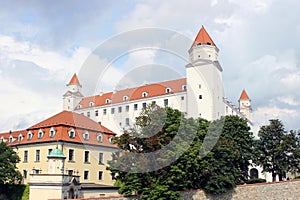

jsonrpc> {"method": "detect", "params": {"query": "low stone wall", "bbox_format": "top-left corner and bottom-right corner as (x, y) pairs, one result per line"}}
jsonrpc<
(181, 179), (300, 200)
(55, 180), (300, 200)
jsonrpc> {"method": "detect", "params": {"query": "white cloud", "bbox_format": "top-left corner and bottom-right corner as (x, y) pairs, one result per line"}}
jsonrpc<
(277, 96), (299, 106)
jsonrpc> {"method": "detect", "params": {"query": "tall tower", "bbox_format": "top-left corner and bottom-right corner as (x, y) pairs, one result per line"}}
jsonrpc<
(238, 89), (252, 121)
(186, 26), (224, 120)
(63, 74), (84, 111)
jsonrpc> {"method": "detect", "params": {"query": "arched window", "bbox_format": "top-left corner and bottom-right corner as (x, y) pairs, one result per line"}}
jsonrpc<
(89, 102), (95, 107)
(109, 137), (114, 144)
(83, 131), (89, 141)
(123, 95), (129, 101)
(38, 129), (44, 139)
(165, 88), (171, 93)
(105, 99), (111, 104)
(142, 92), (148, 98)
(182, 85), (187, 91)
(49, 127), (56, 138)
(250, 168), (259, 179)
(9, 136), (13, 143)
(97, 133), (103, 143)
(27, 131), (33, 140)
(68, 129), (75, 138)
(18, 134), (23, 142)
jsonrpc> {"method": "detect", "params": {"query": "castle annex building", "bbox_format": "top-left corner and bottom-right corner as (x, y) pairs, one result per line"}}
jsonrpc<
(63, 26), (252, 134)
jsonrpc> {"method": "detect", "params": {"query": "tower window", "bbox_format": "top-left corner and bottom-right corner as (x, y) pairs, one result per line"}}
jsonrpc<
(199, 95), (203, 99)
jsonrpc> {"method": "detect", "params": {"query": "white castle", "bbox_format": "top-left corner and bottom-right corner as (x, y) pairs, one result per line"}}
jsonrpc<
(63, 26), (252, 134)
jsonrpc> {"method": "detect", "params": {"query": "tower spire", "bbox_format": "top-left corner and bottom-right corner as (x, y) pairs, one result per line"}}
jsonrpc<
(68, 73), (81, 86)
(192, 26), (216, 46)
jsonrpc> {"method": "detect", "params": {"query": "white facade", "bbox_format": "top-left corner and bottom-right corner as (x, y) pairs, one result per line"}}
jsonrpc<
(65, 27), (252, 135)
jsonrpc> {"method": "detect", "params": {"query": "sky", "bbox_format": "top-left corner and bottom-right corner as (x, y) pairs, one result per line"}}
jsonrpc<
(0, 0), (300, 134)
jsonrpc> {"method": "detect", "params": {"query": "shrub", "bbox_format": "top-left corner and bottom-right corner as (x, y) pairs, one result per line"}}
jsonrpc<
(246, 178), (266, 184)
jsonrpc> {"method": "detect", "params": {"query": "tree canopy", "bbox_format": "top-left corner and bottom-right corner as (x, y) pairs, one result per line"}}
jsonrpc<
(108, 105), (255, 198)
(255, 119), (300, 181)
(0, 142), (22, 184)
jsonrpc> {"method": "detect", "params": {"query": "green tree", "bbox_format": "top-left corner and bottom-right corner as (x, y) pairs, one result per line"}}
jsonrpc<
(0, 142), (22, 184)
(255, 119), (300, 181)
(108, 105), (255, 197)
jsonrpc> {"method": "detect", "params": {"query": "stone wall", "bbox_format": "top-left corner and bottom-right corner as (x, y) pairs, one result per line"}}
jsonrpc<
(181, 180), (300, 200)
(52, 180), (300, 200)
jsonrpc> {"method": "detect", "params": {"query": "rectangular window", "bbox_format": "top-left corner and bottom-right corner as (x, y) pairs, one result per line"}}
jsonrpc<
(84, 151), (89, 163)
(134, 104), (138, 110)
(87, 111), (90, 117)
(111, 108), (115, 114)
(23, 170), (27, 179)
(98, 171), (103, 181)
(35, 150), (40, 162)
(95, 110), (99, 117)
(24, 150), (28, 162)
(67, 170), (73, 176)
(125, 118), (130, 126)
(99, 152), (104, 164)
(48, 149), (53, 156)
(126, 105), (129, 112)
(118, 106), (122, 113)
(103, 109), (107, 115)
(164, 99), (168, 106)
(84, 170), (89, 180)
(68, 149), (74, 161)
(199, 95), (202, 99)
(181, 96), (184, 100)
(142, 102), (147, 109)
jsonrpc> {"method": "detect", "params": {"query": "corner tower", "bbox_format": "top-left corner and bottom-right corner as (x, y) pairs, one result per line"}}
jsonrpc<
(239, 89), (252, 121)
(186, 26), (224, 120)
(63, 74), (84, 111)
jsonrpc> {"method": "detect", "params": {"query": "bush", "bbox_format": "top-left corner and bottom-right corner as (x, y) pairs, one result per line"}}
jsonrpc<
(246, 178), (266, 184)
(0, 184), (29, 200)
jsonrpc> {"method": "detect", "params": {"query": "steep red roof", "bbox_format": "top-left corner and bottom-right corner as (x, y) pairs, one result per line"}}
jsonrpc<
(68, 73), (81, 85)
(239, 89), (250, 100)
(28, 111), (114, 134)
(0, 111), (117, 148)
(77, 78), (187, 109)
(192, 26), (216, 46)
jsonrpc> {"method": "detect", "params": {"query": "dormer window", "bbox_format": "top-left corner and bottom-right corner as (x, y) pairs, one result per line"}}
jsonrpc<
(9, 136), (13, 143)
(89, 102), (95, 107)
(182, 85), (187, 91)
(142, 92), (148, 98)
(109, 137), (114, 144)
(18, 134), (23, 142)
(105, 99), (111, 104)
(27, 131), (33, 140)
(166, 88), (171, 93)
(123, 95), (129, 101)
(68, 129), (75, 138)
(97, 133), (103, 143)
(78, 104), (82, 109)
(38, 129), (44, 139)
(83, 131), (89, 141)
(49, 127), (56, 138)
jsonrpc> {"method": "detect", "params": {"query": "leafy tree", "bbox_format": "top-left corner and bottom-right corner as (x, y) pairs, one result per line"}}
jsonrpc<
(255, 119), (300, 181)
(108, 105), (255, 197)
(0, 142), (22, 184)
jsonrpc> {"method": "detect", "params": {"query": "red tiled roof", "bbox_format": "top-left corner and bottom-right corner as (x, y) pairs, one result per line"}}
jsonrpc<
(0, 111), (117, 148)
(239, 89), (250, 100)
(77, 78), (186, 109)
(28, 111), (113, 134)
(68, 73), (81, 85)
(192, 26), (216, 46)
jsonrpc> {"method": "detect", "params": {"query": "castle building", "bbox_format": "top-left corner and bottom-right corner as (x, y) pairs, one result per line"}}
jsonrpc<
(0, 111), (119, 198)
(64, 26), (252, 134)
